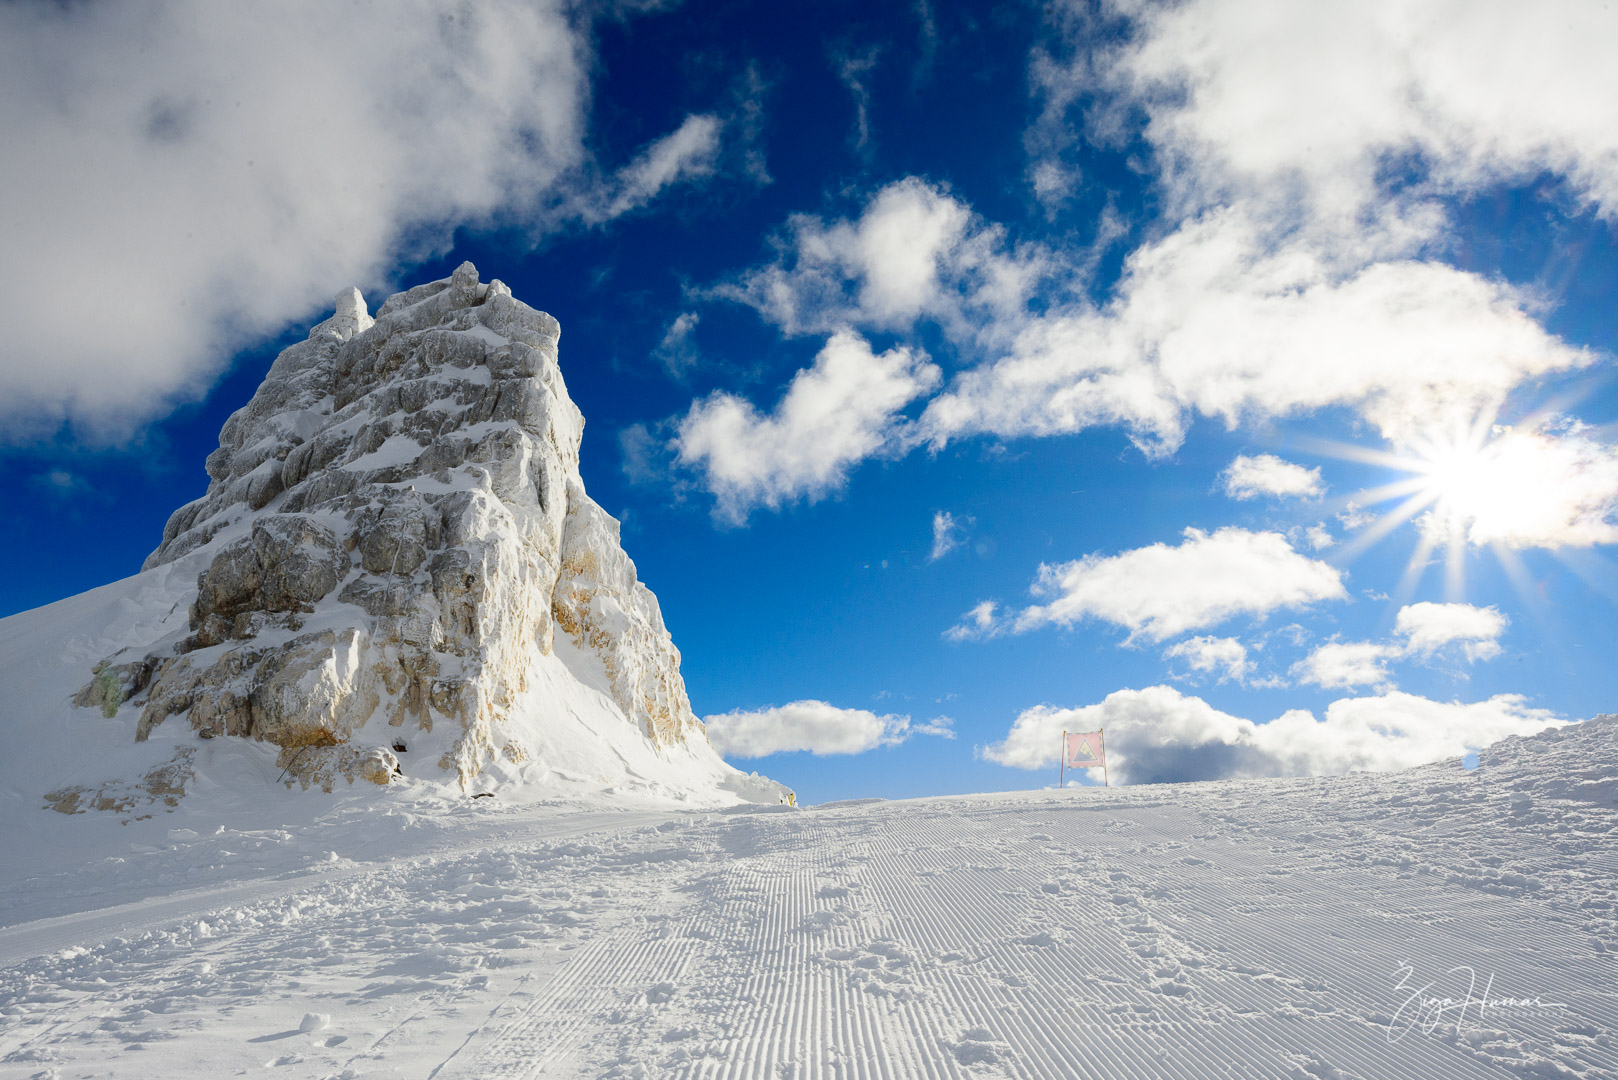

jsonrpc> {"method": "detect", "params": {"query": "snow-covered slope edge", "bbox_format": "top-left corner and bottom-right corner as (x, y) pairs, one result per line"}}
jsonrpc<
(0, 263), (789, 815)
(0, 716), (1613, 1078)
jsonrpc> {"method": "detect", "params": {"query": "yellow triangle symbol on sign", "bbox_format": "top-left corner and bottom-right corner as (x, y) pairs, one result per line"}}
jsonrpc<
(1074, 738), (1094, 759)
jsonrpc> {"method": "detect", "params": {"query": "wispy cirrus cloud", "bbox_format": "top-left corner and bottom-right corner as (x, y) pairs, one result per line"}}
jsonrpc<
(929, 510), (970, 561)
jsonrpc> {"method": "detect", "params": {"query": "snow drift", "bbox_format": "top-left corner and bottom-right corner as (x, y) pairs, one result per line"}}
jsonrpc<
(0, 263), (789, 814)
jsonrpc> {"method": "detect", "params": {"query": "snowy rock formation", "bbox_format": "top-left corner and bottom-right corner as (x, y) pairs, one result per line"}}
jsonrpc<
(41, 263), (788, 808)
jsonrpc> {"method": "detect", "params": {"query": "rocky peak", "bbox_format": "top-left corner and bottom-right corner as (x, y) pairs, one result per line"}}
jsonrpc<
(65, 263), (782, 804)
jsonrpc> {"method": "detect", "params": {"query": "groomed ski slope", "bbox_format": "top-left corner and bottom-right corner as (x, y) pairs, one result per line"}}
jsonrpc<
(3, 719), (1616, 1079)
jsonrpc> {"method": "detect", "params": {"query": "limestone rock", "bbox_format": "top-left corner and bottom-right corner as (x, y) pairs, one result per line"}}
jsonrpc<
(45, 749), (195, 819)
(68, 267), (789, 805)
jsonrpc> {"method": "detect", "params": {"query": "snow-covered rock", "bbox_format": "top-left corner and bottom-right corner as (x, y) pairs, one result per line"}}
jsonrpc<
(14, 263), (789, 810)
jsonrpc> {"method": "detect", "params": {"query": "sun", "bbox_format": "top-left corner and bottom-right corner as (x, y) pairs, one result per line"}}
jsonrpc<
(1306, 409), (1618, 604)
(1405, 425), (1501, 549)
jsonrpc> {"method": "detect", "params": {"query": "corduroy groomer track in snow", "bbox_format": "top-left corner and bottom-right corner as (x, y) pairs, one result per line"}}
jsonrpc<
(2, 717), (1615, 1078)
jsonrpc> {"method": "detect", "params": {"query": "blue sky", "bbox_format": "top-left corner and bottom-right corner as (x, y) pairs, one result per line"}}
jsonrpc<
(2, 0), (1616, 803)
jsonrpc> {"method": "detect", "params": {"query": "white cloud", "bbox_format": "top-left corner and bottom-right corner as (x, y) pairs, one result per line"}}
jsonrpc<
(930, 0), (1613, 470)
(916, 208), (1592, 455)
(1163, 635), (1250, 683)
(1295, 601), (1510, 689)
(587, 114), (722, 222)
(702, 700), (950, 757)
(1294, 641), (1399, 691)
(29, 469), (90, 499)
(1005, 526), (1345, 643)
(618, 422), (664, 487)
(673, 331), (940, 521)
(1288, 522), (1335, 551)
(1395, 602), (1508, 662)
(1102, 0), (1618, 221)
(1337, 502), (1377, 531)
(982, 684), (1565, 783)
(930, 510), (969, 561)
(1415, 423), (1618, 550)
(833, 44), (881, 154)
(710, 178), (1053, 345)
(1222, 453), (1322, 501)
(0, 1), (717, 438)
(944, 600), (1000, 643)
(655, 311), (703, 376)
(672, 3), (1613, 520)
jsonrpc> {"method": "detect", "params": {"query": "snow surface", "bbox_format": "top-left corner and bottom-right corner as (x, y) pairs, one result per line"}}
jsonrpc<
(3, 718), (1616, 1078)
(0, 557), (774, 820)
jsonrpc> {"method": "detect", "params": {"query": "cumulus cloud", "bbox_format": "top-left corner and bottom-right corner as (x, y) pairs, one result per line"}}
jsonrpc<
(1097, 0), (1618, 221)
(0, 1), (719, 438)
(995, 0), (1612, 459)
(1295, 601), (1510, 689)
(673, 330), (940, 522)
(1293, 641), (1399, 691)
(915, 209), (1591, 455)
(1303, 524), (1334, 551)
(1222, 453), (1323, 501)
(1162, 635), (1250, 683)
(1394, 602), (1508, 662)
(1338, 502), (1377, 531)
(930, 510), (969, 560)
(982, 684), (1565, 783)
(997, 527), (1345, 643)
(709, 177), (1053, 345)
(703, 700), (951, 757)
(667, 4), (1614, 523)
(1415, 423), (1618, 550)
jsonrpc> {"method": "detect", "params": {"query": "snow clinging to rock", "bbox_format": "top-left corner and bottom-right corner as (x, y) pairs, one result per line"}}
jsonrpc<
(40, 262), (788, 809)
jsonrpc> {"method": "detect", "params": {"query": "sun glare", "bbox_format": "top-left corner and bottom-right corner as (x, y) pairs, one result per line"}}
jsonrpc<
(1409, 427), (1511, 550)
(1307, 412), (1618, 605)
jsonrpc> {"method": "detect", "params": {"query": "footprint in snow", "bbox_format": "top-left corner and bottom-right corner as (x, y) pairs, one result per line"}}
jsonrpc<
(947, 1028), (1013, 1071)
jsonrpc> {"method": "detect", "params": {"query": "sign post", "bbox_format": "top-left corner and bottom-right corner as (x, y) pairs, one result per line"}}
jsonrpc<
(1061, 729), (1108, 788)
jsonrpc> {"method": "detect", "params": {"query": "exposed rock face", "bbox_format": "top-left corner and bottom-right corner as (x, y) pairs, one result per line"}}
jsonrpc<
(68, 263), (765, 800)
